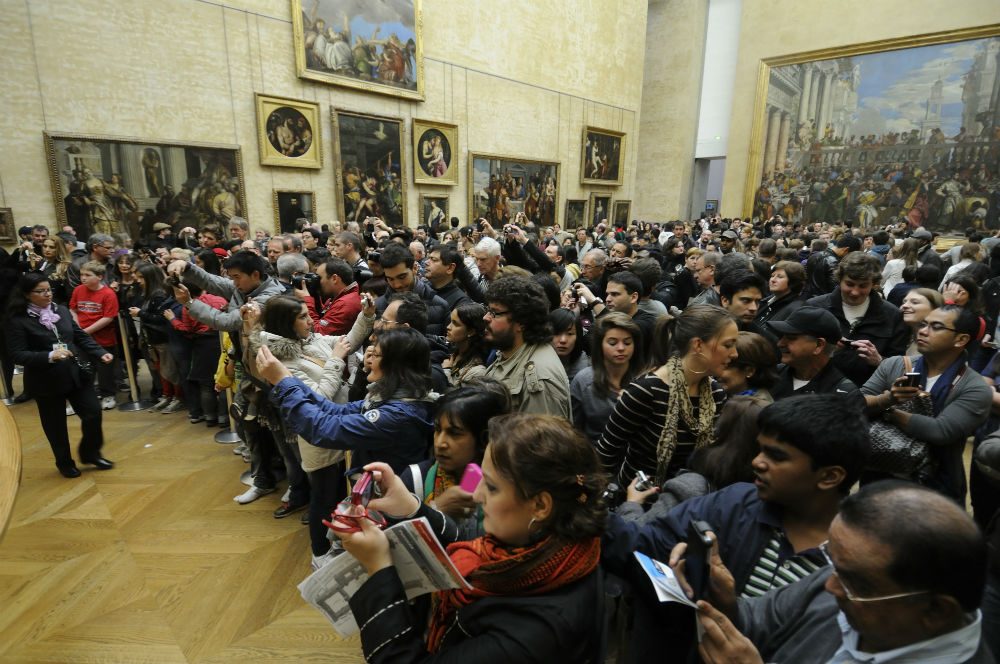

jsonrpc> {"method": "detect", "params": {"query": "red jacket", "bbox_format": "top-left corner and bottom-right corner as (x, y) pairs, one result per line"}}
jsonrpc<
(305, 282), (362, 336)
(170, 293), (227, 336)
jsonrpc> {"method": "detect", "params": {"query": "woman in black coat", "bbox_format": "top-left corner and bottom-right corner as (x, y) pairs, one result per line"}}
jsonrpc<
(6, 272), (114, 477)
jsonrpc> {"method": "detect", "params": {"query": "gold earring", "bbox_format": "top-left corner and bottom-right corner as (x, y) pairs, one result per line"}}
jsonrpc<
(685, 352), (710, 375)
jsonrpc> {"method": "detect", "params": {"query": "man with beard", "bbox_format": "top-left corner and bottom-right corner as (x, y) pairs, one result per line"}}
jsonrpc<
(482, 275), (569, 418)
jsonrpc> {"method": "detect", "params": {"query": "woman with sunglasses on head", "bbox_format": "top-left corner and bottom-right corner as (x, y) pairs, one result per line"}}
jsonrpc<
(6, 272), (114, 477)
(399, 379), (511, 541)
(38, 236), (74, 306)
(336, 414), (608, 663)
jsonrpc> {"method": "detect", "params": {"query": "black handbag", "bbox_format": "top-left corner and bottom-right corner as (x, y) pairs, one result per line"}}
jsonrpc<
(866, 357), (935, 480)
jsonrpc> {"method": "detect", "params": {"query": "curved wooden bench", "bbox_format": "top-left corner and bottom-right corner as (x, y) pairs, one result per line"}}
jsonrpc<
(0, 403), (22, 544)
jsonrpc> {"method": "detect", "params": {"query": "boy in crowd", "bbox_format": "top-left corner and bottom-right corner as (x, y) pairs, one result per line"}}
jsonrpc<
(69, 261), (120, 410)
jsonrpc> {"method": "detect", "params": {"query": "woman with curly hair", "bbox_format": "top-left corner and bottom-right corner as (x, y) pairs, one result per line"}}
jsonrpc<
(482, 275), (570, 418)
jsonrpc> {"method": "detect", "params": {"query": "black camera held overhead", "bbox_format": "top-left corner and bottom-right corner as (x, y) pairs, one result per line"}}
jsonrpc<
(292, 272), (322, 303)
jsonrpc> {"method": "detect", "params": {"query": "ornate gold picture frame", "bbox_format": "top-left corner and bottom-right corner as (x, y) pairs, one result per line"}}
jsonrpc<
(564, 199), (586, 230)
(273, 189), (316, 234)
(588, 192), (612, 228)
(613, 199), (631, 227)
(331, 108), (408, 228)
(255, 93), (322, 169)
(418, 194), (449, 231)
(468, 152), (560, 227)
(43, 132), (245, 242)
(291, 0), (424, 101)
(581, 126), (625, 186)
(743, 25), (1000, 231)
(0, 208), (14, 243)
(412, 119), (458, 185)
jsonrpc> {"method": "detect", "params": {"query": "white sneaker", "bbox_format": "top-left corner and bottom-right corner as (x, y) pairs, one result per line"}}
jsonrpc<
(233, 486), (275, 504)
(65, 404), (76, 416)
(101, 396), (117, 410)
(161, 399), (184, 414)
(149, 397), (171, 412)
(232, 443), (248, 455)
(281, 487), (291, 503)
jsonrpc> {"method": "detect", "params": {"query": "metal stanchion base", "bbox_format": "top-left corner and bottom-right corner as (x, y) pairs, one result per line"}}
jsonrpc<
(118, 399), (156, 412)
(0, 398), (14, 406)
(214, 428), (241, 444)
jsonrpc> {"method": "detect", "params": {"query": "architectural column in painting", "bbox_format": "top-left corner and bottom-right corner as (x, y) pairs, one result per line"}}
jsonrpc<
(798, 65), (814, 126)
(807, 68), (822, 122)
(162, 147), (188, 193)
(991, 48), (1000, 128)
(118, 146), (148, 201)
(763, 107), (781, 177)
(775, 112), (791, 173)
(819, 73), (835, 138)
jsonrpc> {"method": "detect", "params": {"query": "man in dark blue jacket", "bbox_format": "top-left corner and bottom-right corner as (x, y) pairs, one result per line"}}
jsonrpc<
(373, 243), (451, 336)
(602, 394), (870, 662)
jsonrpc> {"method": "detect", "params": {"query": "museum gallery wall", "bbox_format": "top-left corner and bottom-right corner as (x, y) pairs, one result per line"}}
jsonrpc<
(2, 0), (646, 242)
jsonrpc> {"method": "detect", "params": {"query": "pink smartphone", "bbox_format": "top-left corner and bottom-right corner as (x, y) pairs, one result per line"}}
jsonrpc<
(459, 463), (483, 493)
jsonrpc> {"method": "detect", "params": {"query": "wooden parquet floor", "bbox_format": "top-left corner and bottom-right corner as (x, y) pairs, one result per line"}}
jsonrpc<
(0, 374), (364, 663)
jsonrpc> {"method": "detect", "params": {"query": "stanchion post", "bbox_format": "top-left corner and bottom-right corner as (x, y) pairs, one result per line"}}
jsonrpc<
(0, 356), (13, 406)
(116, 312), (154, 411)
(214, 331), (241, 444)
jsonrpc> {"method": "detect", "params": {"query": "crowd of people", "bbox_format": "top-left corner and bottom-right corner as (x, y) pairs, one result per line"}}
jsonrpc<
(3, 209), (1000, 662)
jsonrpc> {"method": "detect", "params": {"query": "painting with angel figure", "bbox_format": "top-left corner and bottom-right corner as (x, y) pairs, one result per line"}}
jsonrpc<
(753, 34), (1000, 232)
(292, 0), (423, 100)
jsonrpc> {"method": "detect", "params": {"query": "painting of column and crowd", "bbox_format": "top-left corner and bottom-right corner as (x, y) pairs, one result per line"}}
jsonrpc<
(753, 33), (1000, 232)
(44, 133), (244, 243)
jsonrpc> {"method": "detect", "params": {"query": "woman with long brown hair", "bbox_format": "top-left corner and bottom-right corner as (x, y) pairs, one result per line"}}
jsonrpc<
(336, 414), (608, 662)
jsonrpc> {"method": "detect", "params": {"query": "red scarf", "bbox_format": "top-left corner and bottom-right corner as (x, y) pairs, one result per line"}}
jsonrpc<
(426, 535), (600, 652)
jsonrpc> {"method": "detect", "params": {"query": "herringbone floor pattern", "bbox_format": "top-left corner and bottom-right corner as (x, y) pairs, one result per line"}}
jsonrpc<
(0, 376), (364, 663)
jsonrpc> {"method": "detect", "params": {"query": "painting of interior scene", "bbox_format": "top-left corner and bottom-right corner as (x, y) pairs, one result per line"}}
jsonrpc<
(46, 134), (243, 244)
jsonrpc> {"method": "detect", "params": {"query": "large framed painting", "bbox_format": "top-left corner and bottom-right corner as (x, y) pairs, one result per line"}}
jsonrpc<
(581, 126), (625, 186)
(469, 153), (559, 227)
(419, 194), (448, 231)
(564, 199), (586, 230)
(745, 25), (1000, 232)
(291, 0), (424, 101)
(273, 190), (316, 233)
(412, 119), (458, 185)
(588, 192), (611, 228)
(613, 200), (631, 228)
(0, 208), (14, 243)
(255, 93), (322, 169)
(44, 132), (245, 242)
(332, 109), (407, 228)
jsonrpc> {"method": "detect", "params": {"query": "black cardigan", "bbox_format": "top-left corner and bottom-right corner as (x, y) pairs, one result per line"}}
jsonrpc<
(348, 502), (607, 663)
(6, 304), (106, 397)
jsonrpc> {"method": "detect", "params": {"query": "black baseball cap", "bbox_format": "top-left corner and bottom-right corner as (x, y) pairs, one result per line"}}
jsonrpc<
(769, 306), (842, 342)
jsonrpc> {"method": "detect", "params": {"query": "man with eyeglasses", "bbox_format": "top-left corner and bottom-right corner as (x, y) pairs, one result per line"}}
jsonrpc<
(862, 304), (991, 503)
(601, 394), (867, 662)
(482, 276), (569, 418)
(684, 481), (991, 664)
(66, 233), (116, 289)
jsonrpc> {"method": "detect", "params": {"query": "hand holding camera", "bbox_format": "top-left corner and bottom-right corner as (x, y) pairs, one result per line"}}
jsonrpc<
(626, 471), (659, 504)
(361, 293), (376, 317)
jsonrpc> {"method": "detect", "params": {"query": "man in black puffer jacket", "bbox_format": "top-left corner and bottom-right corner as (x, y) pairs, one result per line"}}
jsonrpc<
(373, 243), (450, 336)
(806, 252), (909, 387)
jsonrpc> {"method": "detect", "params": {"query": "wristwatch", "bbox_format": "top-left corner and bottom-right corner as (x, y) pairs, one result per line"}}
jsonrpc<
(588, 298), (603, 310)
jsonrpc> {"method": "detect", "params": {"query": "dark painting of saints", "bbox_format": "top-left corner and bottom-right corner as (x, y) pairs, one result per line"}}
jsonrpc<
(336, 111), (405, 228)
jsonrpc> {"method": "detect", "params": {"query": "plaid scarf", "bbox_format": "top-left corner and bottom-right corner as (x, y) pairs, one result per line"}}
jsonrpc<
(426, 535), (600, 652)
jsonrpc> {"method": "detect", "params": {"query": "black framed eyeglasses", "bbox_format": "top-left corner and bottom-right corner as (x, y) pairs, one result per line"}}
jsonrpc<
(484, 308), (512, 319)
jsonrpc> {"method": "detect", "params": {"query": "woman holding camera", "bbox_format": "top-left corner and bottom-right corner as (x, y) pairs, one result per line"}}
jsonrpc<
(6, 272), (114, 477)
(339, 414), (607, 662)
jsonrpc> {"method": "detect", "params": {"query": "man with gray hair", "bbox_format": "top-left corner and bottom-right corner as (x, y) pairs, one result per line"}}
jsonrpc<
(67, 233), (116, 289)
(474, 236), (503, 286)
(275, 252), (309, 291)
(580, 248), (608, 299)
(228, 216), (249, 241)
(409, 240), (427, 277)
